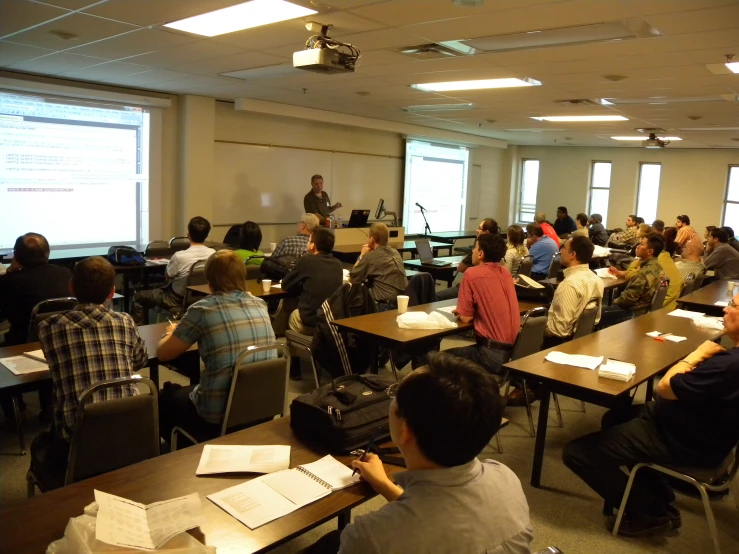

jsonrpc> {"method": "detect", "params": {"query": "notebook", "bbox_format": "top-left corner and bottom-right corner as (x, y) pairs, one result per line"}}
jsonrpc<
(196, 445), (291, 475)
(207, 455), (360, 529)
(22, 349), (47, 363)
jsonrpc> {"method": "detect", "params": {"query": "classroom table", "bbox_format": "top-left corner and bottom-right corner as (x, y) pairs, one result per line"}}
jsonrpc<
(502, 307), (724, 487)
(678, 279), (733, 316)
(187, 280), (291, 300)
(332, 241), (451, 263)
(407, 231), (477, 244)
(0, 417), (404, 554)
(402, 255), (465, 287)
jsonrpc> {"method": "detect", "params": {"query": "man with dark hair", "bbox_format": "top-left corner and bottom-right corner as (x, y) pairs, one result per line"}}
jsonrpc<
(573, 213), (589, 237)
(131, 216), (215, 324)
(350, 223), (407, 308)
(652, 219), (665, 233)
(599, 233), (664, 328)
(553, 206), (577, 235)
(704, 227), (739, 279)
(306, 352), (533, 554)
(283, 227), (343, 337)
(609, 215), (639, 247)
(722, 226), (739, 253)
(303, 174), (341, 220)
(30, 256), (148, 475)
(526, 223), (560, 281)
(437, 217), (498, 301)
(542, 237), (604, 349)
(588, 214), (609, 246)
(564, 298), (739, 537)
(674, 215), (699, 247)
(445, 234), (520, 375)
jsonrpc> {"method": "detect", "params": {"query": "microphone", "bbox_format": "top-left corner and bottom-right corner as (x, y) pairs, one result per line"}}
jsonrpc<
(415, 202), (426, 211)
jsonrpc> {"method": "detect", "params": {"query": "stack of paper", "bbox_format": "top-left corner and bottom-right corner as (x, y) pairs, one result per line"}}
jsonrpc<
(594, 267), (617, 280)
(196, 445), (290, 475)
(668, 309), (705, 319)
(593, 246), (611, 258)
(544, 351), (603, 370)
(714, 301), (729, 307)
(645, 331), (687, 342)
(692, 315), (725, 331)
(598, 359), (636, 382)
(397, 311), (457, 330)
(0, 355), (48, 375)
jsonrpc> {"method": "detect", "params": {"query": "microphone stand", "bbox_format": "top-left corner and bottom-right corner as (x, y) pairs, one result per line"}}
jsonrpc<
(418, 206), (431, 236)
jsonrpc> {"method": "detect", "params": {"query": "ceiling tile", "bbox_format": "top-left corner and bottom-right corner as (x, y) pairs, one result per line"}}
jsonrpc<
(35, 0), (101, 8)
(0, 40), (54, 65)
(0, 0), (70, 38)
(8, 51), (106, 74)
(7, 12), (138, 50)
(327, 27), (429, 51)
(102, 68), (194, 86)
(82, 0), (245, 27)
(210, 20), (312, 50)
(177, 51), (290, 75)
(644, 4), (739, 34)
(66, 28), (197, 60)
(307, 11), (386, 35)
(57, 60), (153, 80)
(123, 39), (246, 68)
(669, 28), (739, 50)
(624, 0), (739, 16)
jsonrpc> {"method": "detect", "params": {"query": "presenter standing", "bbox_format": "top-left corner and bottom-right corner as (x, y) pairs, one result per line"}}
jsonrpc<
(303, 174), (341, 222)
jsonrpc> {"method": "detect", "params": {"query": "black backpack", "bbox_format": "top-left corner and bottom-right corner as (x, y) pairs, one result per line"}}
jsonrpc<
(290, 374), (393, 452)
(260, 255), (297, 281)
(107, 246), (145, 266)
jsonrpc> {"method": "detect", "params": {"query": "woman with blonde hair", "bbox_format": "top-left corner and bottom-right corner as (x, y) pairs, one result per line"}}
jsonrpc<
(156, 250), (277, 443)
(502, 225), (529, 276)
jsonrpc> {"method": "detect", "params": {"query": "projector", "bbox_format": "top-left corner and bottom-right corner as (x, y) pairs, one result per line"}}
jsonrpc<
(293, 48), (356, 74)
(643, 133), (669, 148)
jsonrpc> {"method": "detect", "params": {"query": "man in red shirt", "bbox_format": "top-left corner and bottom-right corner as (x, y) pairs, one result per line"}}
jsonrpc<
(535, 213), (561, 247)
(447, 234), (520, 375)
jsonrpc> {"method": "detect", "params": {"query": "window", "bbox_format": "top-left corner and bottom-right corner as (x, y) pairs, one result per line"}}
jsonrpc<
(723, 165), (739, 230)
(636, 163), (661, 224)
(588, 161), (611, 227)
(517, 159), (539, 223)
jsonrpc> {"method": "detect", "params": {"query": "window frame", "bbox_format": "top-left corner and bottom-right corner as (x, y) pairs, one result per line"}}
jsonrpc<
(517, 158), (539, 223)
(587, 160), (612, 227)
(722, 165), (739, 228)
(636, 162), (662, 223)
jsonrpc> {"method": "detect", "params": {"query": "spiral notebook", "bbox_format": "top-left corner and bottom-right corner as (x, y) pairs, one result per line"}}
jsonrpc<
(207, 455), (360, 529)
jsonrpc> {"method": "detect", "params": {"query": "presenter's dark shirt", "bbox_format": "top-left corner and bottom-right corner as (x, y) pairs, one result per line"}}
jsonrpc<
(304, 191), (332, 218)
(0, 263), (72, 345)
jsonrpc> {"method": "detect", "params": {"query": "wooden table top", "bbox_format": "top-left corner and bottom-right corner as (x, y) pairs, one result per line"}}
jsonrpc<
(332, 241), (449, 254)
(403, 255), (466, 269)
(331, 299), (547, 346)
(679, 279), (733, 309)
(539, 275), (628, 290)
(411, 231), (477, 241)
(0, 417), (403, 554)
(503, 307), (723, 398)
(187, 280), (290, 299)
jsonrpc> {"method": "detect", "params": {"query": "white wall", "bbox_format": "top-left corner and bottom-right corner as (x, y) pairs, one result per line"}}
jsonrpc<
(514, 146), (739, 233)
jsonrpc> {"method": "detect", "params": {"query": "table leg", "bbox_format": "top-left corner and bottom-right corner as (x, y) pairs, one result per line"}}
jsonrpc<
(149, 362), (159, 389)
(13, 396), (27, 455)
(122, 273), (131, 313)
(337, 509), (351, 530)
(645, 377), (654, 402)
(531, 386), (551, 487)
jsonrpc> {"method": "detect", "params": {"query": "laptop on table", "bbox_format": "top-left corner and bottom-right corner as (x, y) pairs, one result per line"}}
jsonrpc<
(415, 239), (451, 267)
(347, 210), (370, 227)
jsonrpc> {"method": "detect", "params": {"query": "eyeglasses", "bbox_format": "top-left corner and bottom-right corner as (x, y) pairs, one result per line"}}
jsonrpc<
(729, 300), (737, 309)
(386, 383), (399, 398)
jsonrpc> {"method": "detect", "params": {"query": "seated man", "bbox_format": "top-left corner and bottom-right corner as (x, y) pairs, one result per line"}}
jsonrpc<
(588, 213), (609, 246)
(446, 234), (520, 375)
(542, 236), (604, 350)
(526, 223), (560, 281)
(599, 234), (664, 329)
(704, 227), (739, 280)
(272, 213), (320, 259)
(675, 237), (706, 283)
(652, 219), (665, 233)
(553, 206), (577, 236)
(436, 218), (498, 301)
(572, 213), (589, 238)
(563, 297), (739, 537)
(282, 227), (343, 336)
(31, 256), (148, 475)
(674, 214), (700, 247)
(131, 216), (215, 324)
(305, 352), (533, 554)
(534, 213), (560, 245)
(608, 215), (640, 248)
(157, 250), (276, 442)
(350, 223), (407, 309)
(724, 226), (739, 253)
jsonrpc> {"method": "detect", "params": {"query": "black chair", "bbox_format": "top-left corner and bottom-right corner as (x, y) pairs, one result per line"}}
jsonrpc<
(546, 254), (561, 279)
(649, 278), (670, 312)
(519, 255), (534, 277)
(27, 297), (78, 342)
(27, 376), (158, 495)
(680, 273), (697, 298)
(144, 240), (172, 258)
(223, 225), (242, 246)
(178, 260), (208, 316)
(169, 236), (190, 252)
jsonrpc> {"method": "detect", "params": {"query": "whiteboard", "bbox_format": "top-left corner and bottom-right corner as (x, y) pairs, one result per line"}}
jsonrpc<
(214, 142), (403, 225)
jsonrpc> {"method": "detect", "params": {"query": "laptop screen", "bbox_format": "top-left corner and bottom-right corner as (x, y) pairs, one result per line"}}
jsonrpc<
(415, 239), (433, 262)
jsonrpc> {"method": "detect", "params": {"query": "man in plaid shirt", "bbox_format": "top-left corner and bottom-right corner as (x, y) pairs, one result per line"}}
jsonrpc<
(272, 213), (320, 258)
(32, 256), (148, 473)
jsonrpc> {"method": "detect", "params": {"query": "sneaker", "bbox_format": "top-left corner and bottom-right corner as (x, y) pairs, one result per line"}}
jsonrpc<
(606, 513), (672, 537)
(507, 387), (536, 407)
(666, 504), (682, 530)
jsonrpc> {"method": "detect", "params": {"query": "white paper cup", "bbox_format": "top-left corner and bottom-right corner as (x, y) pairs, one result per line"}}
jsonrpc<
(270, 242), (277, 252)
(262, 279), (272, 293)
(397, 295), (409, 314)
(728, 281), (736, 294)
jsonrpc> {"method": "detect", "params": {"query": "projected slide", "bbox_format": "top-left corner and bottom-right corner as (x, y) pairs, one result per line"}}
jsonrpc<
(0, 93), (149, 250)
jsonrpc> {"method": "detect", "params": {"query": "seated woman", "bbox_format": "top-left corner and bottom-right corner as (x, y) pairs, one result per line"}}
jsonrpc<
(156, 250), (276, 443)
(234, 221), (265, 265)
(502, 224), (528, 276)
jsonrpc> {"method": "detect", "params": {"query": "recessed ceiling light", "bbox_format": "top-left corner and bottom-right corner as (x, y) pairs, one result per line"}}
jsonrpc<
(611, 136), (682, 141)
(411, 77), (540, 92)
(727, 62), (739, 74)
(531, 115), (628, 122)
(164, 0), (317, 37)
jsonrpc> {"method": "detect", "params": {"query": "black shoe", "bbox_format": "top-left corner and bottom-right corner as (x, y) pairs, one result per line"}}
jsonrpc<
(606, 513), (672, 537)
(666, 504), (681, 530)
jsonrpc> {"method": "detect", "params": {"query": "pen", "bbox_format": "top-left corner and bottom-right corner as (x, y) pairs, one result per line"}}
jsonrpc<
(352, 432), (380, 476)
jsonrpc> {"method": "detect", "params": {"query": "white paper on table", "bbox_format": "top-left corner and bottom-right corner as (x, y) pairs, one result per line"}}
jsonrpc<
(271, 283), (282, 289)
(645, 331), (687, 342)
(22, 349), (47, 363)
(693, 315), (725, 331)
(0, 355), (48, 375)
(397, 311), (457, 330)
(715, 301), (729, 307)
(196, 445), (291, 475)
(668, 309), (705, 319)
(297, 455), (361, 490)
(598, 359), (636, 382)
(593, 246), (611, 258)
(544, 351), (603, 370)
(594, 267), (617, 280)
(94, 490), (204, 550)
(435, 305), (457, 314)
(146, 258), (169, 265)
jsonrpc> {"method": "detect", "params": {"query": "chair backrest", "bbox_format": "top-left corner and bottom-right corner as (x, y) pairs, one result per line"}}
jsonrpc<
(27, 297), (78, 342)
(679, 273), (697, 298)
(169, 236), (190, 252)
(66, 376), (159, 485)
(144, 240), (172, 258)
(572, 303), (599, 339)
(649, 278), (670, 312)
(404, 272), (436, 306)
(223, 225), (242, 246)
(546, 254), (561, 279)
(693, 271), (706, 290)
(221, 343), (290, 434)
(245, 261), (263, 280)
(181, 259), (208, 313)
(511, 307), (549, 360)
(518, 255), (534, 277)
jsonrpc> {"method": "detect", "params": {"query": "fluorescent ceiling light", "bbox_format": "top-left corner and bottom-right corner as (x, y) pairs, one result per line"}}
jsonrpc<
(411, 77), (540, 92)
(727, 62), (739, 74)
(532, 115), (628, 122)
(676, 127), (739, 131)
(611, 136), (682, 141)
(164, 0), (316, 37)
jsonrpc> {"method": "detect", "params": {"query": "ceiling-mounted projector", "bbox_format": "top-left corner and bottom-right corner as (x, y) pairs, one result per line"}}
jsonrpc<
(643, 133), (670, 148)
(293, 21), (360, 74)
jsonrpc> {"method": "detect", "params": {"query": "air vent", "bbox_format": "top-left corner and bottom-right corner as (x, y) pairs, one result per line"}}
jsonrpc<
(635, 127), (666, 134)
(401, 103), (476, 113)
(395, 43), (469, 60)
(556, 99), (602, 106)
